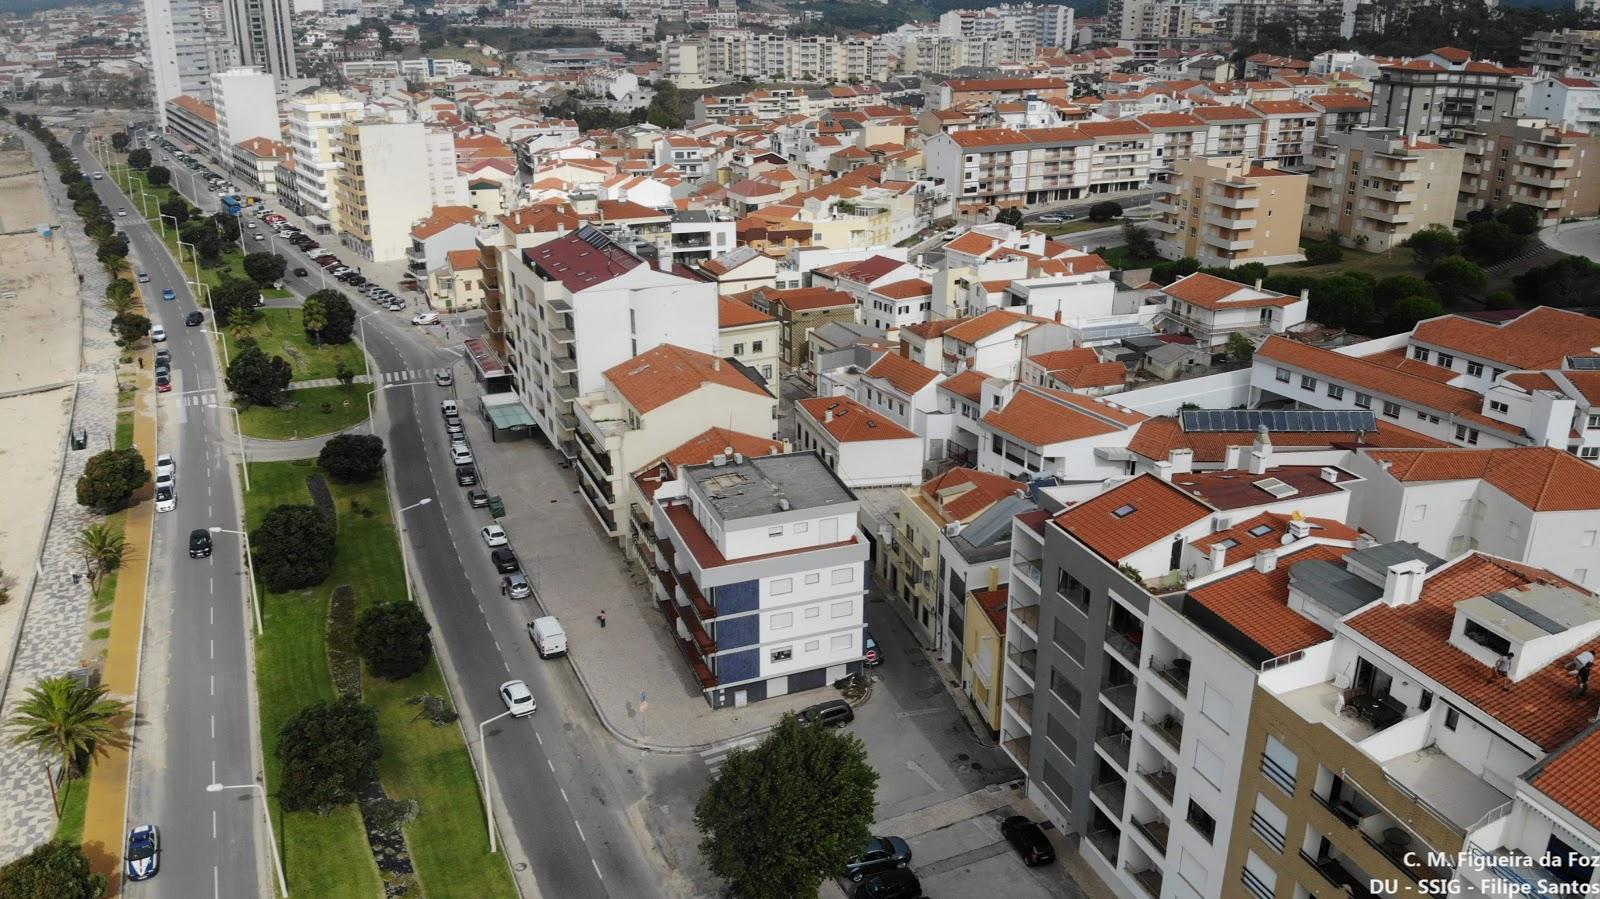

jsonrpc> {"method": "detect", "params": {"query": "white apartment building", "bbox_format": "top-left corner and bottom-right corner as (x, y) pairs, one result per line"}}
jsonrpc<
(284, 89), (362, 226)
(211, 67), (279, 149)
(497, 225), (719, 459)
(146, 0), (219, 121)
(1523, 75), (1600, 133)
(333, 120), (455, 263)
(220, 0), (296, 79)
(648, 452), (872, 709)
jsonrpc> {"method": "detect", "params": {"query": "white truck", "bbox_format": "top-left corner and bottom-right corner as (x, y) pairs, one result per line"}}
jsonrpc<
(527, 616), (567, 659)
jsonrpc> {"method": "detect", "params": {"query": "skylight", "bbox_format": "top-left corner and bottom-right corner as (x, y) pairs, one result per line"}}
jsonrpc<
(1248, 524), (1274, 537)
(1253, 477), (1299, 499)
(1112, 504), (1137, 518)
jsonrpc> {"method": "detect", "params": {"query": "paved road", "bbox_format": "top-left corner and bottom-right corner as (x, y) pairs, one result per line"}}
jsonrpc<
(75, 136), (267, 899)
(155, 144), (662, 897)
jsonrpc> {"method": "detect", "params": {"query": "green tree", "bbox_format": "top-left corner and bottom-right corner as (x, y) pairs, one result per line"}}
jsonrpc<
(212, 211), (240, 243)
(6, 676), (129, 815)
(695, 714), (878, 899)
(225, 345), (292, 407)
(1403, 225), (1459, 267)
(99, 255), (128, 281)
(354, 601), (433, 680)
(1306, 274), (1375, 331)
(1122, 221), (1156, 261)
(1426, 256), (1488, 303)
(146, 164), (170, 186)
(1088, 200), (1123, 222)
(1374, 275), (1434, 307)
(301, 291), (331, 345)
(0, 840), (105, 899)
(1150, 256), (1200, 285)
(180, 219), (222, 267)
(251, 504), (336, 592)
(320, 290), (356, 344)
(209, 277), (261, 327)
(243, 252), (287, 286)
(318, 433), (386, 483)
(126, 148), (150, 170)
(75, 447), (148, 513)
(276, 698), (381, 813)
(1513, 255), (1600, 308)
(1496, 203), (1541, 236)
(74, 524), (131, 596)
(994, 206), (1023, 226)
(228, 304), (261, 343)
(1461, 219), (1523, 264)
(1226, 331), (1255, 363)
(110, 311), (151, 347)
(1386, 295), (1447, 333)
(159, 195), (190, 226)
(102, 283), (136, 316)
(110, 132), (130, 151)
(1303, 241), (1342, 265)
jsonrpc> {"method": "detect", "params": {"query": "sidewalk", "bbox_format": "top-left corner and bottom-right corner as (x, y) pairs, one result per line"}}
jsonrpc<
(80, 357), (156, 891)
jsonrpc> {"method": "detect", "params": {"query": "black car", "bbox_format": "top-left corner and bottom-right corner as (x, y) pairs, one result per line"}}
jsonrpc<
(1000, 816), (1055, 866)
(455, 464), (477, 486)
(468, 488), (490, 508)
(797, 699), (854, 728)
(491, 547), (519, 573)
(864, 630), (882, 667)
(293, 267), (308, 277)
(845, 836), (911, 882)
(855, 868), (920, 899)
(189, 529), (212, 558)
(155, 348), (170, 365)
(185, 310), (203, 326)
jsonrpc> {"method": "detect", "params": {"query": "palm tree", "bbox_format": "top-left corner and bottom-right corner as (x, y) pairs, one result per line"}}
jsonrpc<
(103, 292), (137, 316)
(301, 294), (329, 346)
(75, 523), (131, 595)
(7, 676), (130, 816)
(101, 254), (129, 280)
(228, 304), (261, 343)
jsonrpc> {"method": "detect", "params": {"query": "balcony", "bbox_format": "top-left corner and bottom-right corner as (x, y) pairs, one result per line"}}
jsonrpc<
(1205, 212), (1255, 230)
(1091, 778), (1126, 817)
(1095, 730), (1131, 770)
(1011, 552), (1041, 589)
(1086, 827), (1121, 866)
(1362, 208), (1414, 225)
(1137, 766), (1176, 804)
(1105, 628), (1141, 668)
(1148, 198), (1179, 216)
(1150, 657), (1191, 697)
(1131, 816), (1169, 855)
(1208, 192), (1259, 210)
(1102, 682), (1136, 720)
(1142, 712), (1183, 751)
(1005, 689), (1034, 726)
(1001, 734), (1031, 769)
(1366, 187), (1418, 203)
(1516, 150), (1574, 169)
(1126, 865), (1162, 899)
(1143, 218), (1180, 233)
(1516, 172), (1570, 190)
(1009, 600), (1039, 636)
(552, 353), (577, 375)
(1006, 647), (1037, 683)
(1299, 849), (1380, 898)
(1202, 233), (1255, 252)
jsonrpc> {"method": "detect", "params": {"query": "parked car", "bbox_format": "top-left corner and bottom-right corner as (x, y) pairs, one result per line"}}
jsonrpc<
(505, 573), (532, 599)
(528, 616), (566, 657)
(155, 485), (175, 512)
(855, 869), (921, 899)
(155, 373), (171, 392)
(189, 529), (212, 558)
(450, 445), (473, 465)
(491, 547), (519, 573)
(150, 326), (167, 342)
(156, 453), (175, 480)
(845, 836), (912, 882)
(797, 699), (854, 728)
(481, 524), (508, 547)
(92, 172), (104, 180)
(412, 312), (440, 326)
(467, 488), (490, 508)
(441, 399), (458, 417)
(124, 824), (161, 881)
(455, 464), (477, 486)
(1000, 816), (1055, 866)
(1036, 213), (1067, 224)
(499, 680), (536, 717)
(117, 207), (127, 217)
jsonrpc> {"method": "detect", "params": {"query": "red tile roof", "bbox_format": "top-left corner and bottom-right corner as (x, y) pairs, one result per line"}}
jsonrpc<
(632, 427), (786, 500)
(937, 369), (988, 403)
(1170, 465), (1355, 511)
(873, 278), (933, 300)
(816, 254), (909, 284)
(920, 467), (1024, 522)
(1408, 307), (1600, 371)
(983, 389), (1123, 447)
(605, 344), (771, 414)
(411, 205), (479, 239)
(796, 396), (917, 442)
(1128, 416), (1446, 463)
(1189, 543), (1346, 657)
(755, 286), (855, 312)
(1164, 272), (1299, 310)
(523, 228), (644, 292)
(945, 309), (1044, 345)
(1530, 725), (1600, 831)
(1349, 553), (1597, 750)
(445, 249), (481, 270)
(1193, 511), (1358, 559)
(718, 297), (775, 328)
(1365, 447), (1600, 512)
(971, 586), (1009, 634)
(1053, 474), (1213, 563)
(947, 77), (1070, 92)
(169, 94), (217, 123)
(864, 352), (940, 395)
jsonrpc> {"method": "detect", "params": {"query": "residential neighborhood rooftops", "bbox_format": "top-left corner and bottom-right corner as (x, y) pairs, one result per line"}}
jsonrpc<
(1053, 473), (1213, 563)
(864, 352), (940, 395)
(1188, 542), (1347, 659)
(1169, 465), (1358, 511)
(718, 296), (775, 328)
(605, 344), (770, 414)
(684, 450), (856, 520)
(1408, 306), (1600, 372)
(1364, 446), (1600, 512)
(797, 396), (917, 442)
(523, 226), (644, 292)
(1163, 272), (1300, 310)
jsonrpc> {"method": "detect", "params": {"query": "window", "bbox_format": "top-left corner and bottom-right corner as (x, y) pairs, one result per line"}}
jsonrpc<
(794, 521), (808, 533)
(831, 567), (855, 585)
(770, 577), (793, 595)
(1300, 375), (1317, 391)
(830, 600), (852, 618)
(831, 634), (852, 652)
(1187, 800), (1216, 843)
(1456, 426), (1479, 444)
(1382, 401), (1401, 419)
(771, 611), (793, 630)
(752, 340), (763, 353)
(1326, 384), (1344, 401)
(770, 647), (793, 662)
(1412, 346), (1430, 362)
(1261, 735), (1298, 794)
(1467, 361), (1484, 377)
(804, 572), (820, 585)
(1113, 504), (1137, 518)
(1200, 683), (1234, 730)
(1248, 524), (1273, 537)
(804, 606), (820, 619)
(804, 639), (820, 652)
(1354, 392), (1371, 409)
(768, 526), (784, 537)
(1194, 739), (1224, 787)
(1250, 795), (1288, 852)
(1274, 367), (1290, 383)
(1046, 714), (1077, 759)
(1582, 447), (1600, 460)
(1053, 619), (1085, 666)
(1412, 504), (1427, 522)
(1490, 400), (1508, 414)
(1584, 531), (1598, 548)
(1444, 706), (1460, 731)
(1436, 352), (1455, 369)
(1049, 668), (1080, 710)
(1242, 852), (1277, 899)
(1588, 414), (1600, 430)
(733, 342), (745, 355)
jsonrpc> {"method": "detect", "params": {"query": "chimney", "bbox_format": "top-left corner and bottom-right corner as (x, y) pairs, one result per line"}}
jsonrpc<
(1378, 458), (1393, 472)
(1254, 277), (1263, 290)
(1355, 532), (1377, 550)
(1224, 444), (1248, 471)
(1248, 425), (1271, 475)
(1300, 288), (1310, 303)
(1154, 460), (1174, 481)
(1287, 515), (1312, 541)
(712, 357), (722, 371)
(712, 453), (728, 466)
(1382, 560), (1428, 606)
(733, 452), (744, 464)
(987, 566), (999, 591)
(824, 409), (835, 423)
(1253, 550), (1277, 574)
(1208, 542), (1228, 573)
(1320, 466), (1339, 484)
(1169, 448), (1194, 474)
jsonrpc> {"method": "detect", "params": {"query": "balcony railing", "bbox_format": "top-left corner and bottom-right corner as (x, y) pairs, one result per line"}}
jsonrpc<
(1087, 828), (1121, 865)
(1005, 691), (1033, 724)
(1091, 779), (1126, 816)
(1105, 629), (1141, 666)
(1095, 731), (1131, 770)
(1011, 552), (1041, 587)
(1250, 810), (1287, 852)
(1138, 766), (1176, 804)
(1142, 712), (1183, 751)
(1131, 817), (1169, 855)
(1007, 647), (1037, 682)
(1151, 658), (1191, 697)
(1127, 865), (1162, 899)
(1102, 683), (1136, 720)
(1001, 734), (1031, 769)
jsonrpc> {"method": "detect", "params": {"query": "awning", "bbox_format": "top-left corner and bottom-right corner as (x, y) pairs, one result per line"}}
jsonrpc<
(483, 395), (536, 429)
(464, 337), (506, 378)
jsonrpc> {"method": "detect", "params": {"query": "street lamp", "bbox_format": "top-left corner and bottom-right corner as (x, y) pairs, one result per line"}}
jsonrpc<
(208, 525), (260, 634)
(157, 212), (178, 238)
(395, 496), (431, 607)
(206, 403), (249, 492)
(205, 782), (287, 898)
(177, 238), (201, 290)
(477, 710), (512, 853)
(201, 327), (230, 367)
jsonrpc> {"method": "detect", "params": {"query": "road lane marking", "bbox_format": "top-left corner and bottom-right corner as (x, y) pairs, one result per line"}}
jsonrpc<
(214, 865), (219, 899)
(535, 731), (542, 746)
(547, 759), (555, 772)
(210, 674), (214, 696)
(593, 859), (603, 880)
(574, 820), (585, 842)
(210, 715), (215, 739)
(560, 787), (567, 803)
(209, 639), (214, 659)
(212, 809), (217, 839)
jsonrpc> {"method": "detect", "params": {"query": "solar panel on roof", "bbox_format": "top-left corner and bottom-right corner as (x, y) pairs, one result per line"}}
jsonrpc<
(1178, 409), (1377, 434)
(1568, 356), (1600, 370)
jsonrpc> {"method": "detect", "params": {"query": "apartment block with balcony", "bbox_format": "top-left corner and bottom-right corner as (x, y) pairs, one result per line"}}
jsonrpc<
(1150, 156), (1308, 268)
(1249, 100), (1319, 168)
(1452, 120), (1600, 226)
(1156, 272), (1309, 351)
(1371, 57), (1520, 140)
(665, 210), (736, 270)
(1302, 127), (1464, 252)
(284, 89), (362, 228)
(1525, 76), (1600, 135)
(574, 343), (775, 543)
(648, 452), (871, 709)
(407, 205), (479, 274)
(924, 126), (1093, 210)
(1520, 28), (1600, 74)
(497, 225), (719, 459)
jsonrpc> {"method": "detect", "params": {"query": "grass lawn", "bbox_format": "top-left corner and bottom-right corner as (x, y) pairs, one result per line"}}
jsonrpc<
(1036, 218), (1115, 237)
(113, 169), (263, 300)
(243, 460), (514, 899)
(237, 385), (372, 440)
(223, 307), (368, 382)
(1285, 246), (1421, 281)
(54, 776), (88, 844)
(114, 410), (133, 451)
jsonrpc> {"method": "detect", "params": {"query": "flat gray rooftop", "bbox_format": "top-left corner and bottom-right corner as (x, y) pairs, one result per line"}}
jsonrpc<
(1347, 541), (1443, 574)
(686, 453), (856, 520)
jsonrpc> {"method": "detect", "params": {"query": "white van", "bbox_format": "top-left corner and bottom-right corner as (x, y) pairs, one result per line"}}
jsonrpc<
(527, 616), (567, 659)
(440, 399), (458, 418)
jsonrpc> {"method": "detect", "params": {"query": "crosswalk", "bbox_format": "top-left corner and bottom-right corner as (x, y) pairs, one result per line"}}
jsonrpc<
(181, 391), (217, 407)
(700, 735), (764, 775)
(378, 369), (438, 384)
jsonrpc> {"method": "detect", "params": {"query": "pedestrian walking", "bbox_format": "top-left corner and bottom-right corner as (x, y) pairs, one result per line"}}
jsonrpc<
(598, 609), (607, 628)
(500, 577), (508, 597)
(1492, 651), (1514, 691)
(137, 356), (143, 369)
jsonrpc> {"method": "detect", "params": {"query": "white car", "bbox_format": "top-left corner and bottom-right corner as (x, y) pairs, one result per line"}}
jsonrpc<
(941, 228), (962, 240)
(481, 525), (508, 547)
(150, 326), (167, 343)
(92, 172), (104, 181)
(155, 453), (175, 480)
(499, 680), (536, 717)
(118, 208), (127, 217)
(253, 232), (266, 241)
(155, 472), (173, 493)
(412, 312), (440, 326)
(155, 486), (175, 513)
(450, 445), (473, 465)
